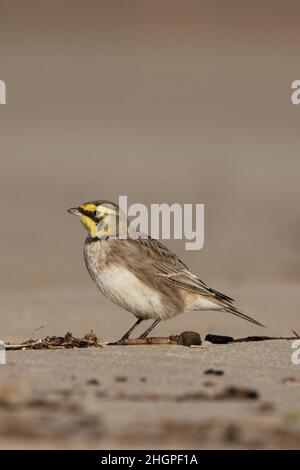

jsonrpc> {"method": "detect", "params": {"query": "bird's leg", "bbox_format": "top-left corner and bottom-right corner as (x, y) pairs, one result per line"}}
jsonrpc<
(109, 317), (143, 345)
(139, 319), (161, 339)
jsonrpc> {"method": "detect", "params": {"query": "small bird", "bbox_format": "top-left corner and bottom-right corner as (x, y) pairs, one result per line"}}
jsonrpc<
(68, 200), (264, 344)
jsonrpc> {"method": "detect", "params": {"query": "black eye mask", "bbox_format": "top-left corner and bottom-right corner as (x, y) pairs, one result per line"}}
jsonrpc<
(79, 208), (99, 223)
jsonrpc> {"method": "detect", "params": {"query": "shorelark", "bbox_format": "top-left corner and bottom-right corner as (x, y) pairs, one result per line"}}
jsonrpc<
(68, 200), (264, 343)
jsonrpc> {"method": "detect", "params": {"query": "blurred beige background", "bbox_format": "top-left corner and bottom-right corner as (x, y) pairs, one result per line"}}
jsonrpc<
(0, 1), (299, 340)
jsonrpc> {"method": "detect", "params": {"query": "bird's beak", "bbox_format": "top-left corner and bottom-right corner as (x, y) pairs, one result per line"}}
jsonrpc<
(67, 207), (82, 216)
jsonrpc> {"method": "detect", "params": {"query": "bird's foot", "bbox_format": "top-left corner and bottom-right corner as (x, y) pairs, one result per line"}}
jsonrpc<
(138, 333), (148, 339)
(108, 338), (129, 346)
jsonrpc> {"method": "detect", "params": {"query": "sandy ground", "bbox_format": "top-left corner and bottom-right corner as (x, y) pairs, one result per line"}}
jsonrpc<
(1, 340), (300, 449)
(0, 282), (300, 449)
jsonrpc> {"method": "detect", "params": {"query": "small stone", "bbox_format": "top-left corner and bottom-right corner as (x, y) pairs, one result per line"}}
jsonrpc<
(205, 334), (233, 344)
(224, 386), (258, 400)
(86, 378), (99, 386)
(179, 331), (201, 347)
(115, 376), (128, 382)
(204, 369), (224, 376)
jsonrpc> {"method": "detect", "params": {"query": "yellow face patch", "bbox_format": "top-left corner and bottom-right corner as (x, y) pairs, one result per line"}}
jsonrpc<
(79, 215), (97, 237)
(80, 203), (97, 212)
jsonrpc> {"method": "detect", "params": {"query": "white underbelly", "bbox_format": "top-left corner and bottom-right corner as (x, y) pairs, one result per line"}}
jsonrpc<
(93, 265), (166, 319)
(185, 294), (222, 311)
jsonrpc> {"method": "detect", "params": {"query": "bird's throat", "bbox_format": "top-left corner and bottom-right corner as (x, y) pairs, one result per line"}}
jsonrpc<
(80, 215), (97, 237)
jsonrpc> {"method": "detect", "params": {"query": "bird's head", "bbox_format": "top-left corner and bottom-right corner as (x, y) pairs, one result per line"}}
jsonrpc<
(67, 200), (125, 239)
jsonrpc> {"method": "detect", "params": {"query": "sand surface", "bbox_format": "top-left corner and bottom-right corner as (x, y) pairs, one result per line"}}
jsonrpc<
(1, 339), (300, 449)
(1, 283), (300, 449)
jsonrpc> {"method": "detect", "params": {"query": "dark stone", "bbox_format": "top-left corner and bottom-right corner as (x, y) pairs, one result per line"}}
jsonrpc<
(205, 334), (234, 344)
(179, 331), (201, 347)
(224, 386), (258, 400)
(86, 378), (99, 386)
(204, 369), (224, 376)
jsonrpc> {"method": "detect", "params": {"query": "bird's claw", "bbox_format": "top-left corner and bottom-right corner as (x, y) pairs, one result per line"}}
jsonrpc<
(108, 339), (128, 346)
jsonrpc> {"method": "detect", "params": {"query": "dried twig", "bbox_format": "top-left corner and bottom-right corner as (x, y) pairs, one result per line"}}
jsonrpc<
(233, 333), (300, 343)
(108, 331), (202, 347)
(111, 337), (178, 346)
(6, 330), (102, 351)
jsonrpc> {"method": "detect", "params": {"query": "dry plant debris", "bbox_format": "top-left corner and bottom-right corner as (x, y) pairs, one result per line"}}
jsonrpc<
(6, 330), (102, 350)
(206, 332), (300, 345)
(5, 329), (300, 350)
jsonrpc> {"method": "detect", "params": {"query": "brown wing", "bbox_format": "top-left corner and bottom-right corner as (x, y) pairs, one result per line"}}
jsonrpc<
(137, 237), (235, 303)
(131, 237), (264, 327)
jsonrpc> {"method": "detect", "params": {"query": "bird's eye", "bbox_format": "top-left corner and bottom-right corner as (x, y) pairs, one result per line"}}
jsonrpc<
(96, 210), (105, 220)
(91, 211), (98, 221)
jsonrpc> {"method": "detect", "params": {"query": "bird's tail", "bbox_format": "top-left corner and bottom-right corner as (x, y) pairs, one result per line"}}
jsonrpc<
(223, 304), (265, 327)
